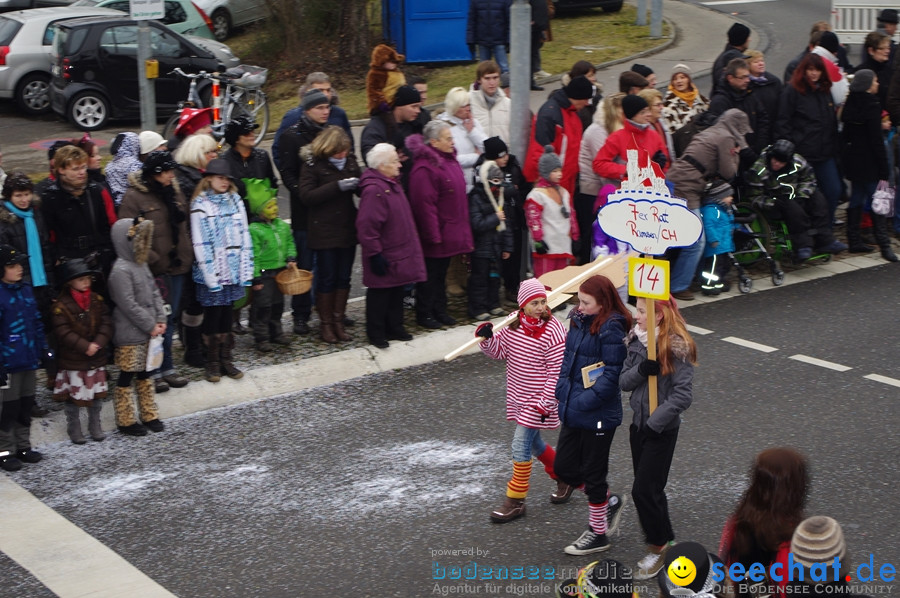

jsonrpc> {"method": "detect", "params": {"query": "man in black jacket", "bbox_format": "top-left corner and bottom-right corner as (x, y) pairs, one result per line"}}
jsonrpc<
(708, 58), (769, 169)
(710, 22), (750, 96)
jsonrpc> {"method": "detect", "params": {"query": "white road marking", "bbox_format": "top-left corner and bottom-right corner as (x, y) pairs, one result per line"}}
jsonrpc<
(863, 374), (900, 388)
(686, 324), (713, 335)
(721, 336), (778, 353)
(0, 476), (177, 598)
(701, 0), (779, 5)
(789, 354), (852, 372)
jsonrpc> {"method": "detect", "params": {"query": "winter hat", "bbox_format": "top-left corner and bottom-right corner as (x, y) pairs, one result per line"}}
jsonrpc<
(657, 542), (722, 598)
(564, 75), (594, 100)
(203, 158), (235, 180)
(517, 278), (548, 308)
(224, 115), (259, 146)
(0, 244), (27, 267)
(142, 150), (178, 177)
(622, 94), (649, 119)
(769, 139), (795, 163)
(631, 63), (654, 78)
(672, 63), (692, 78)
(790, 516), (848, 579)
(56, 258), (97, 284)
(139, 131), (166, 155)
(819, 31), (841, 55)
(878, 8), (899, 24)
(392, 85), (421, 107)
(727, 22), (751, 46)
(850, 69), (875, 93)
(443, 86), (470, 116)
(704, 181), (733, 204)
(47, 139), (72, 161)
(301, 89), (330, 111)
(537, 145), (562, 180)
(483, 136), (508, 160)
(245, 178), (277, 215)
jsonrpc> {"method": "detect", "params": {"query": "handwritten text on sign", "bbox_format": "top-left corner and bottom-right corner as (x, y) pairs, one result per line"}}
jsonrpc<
(597, 197), (702, 256)
(628, 256), (670, 300)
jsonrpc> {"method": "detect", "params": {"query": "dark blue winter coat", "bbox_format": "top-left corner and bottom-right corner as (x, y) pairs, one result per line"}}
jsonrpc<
(555, 312), (628, 431)
(466, 0), (512, 47)
(0, 281), (46, 373)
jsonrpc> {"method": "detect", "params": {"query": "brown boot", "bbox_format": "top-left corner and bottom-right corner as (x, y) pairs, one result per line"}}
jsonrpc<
(490, 496), (526, 523)
(332, 288), (352, 342)
(551, 480), (575, 504)
(218, 333), (243, 379)
(202, 334), (221, 382)
(316, 292), (338, 344)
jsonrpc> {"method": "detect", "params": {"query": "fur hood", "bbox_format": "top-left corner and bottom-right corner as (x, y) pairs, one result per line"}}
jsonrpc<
(126, 170), (182, 195)
(406, 133), (456, 167)
(0, 195), (42, 224)
(370, 43), (404, 68)
(625, 328), (693, 362)
(299, 144), (316, 167)
(111, 218), (154, 265)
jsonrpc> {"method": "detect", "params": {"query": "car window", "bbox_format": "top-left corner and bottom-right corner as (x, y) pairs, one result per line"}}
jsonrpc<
(100, 25), (138, 56)
(103, 1), (129, 12)
(150, 28), (185, 58)
(0, 17), (22, 46)
(164, 1), (187, 24)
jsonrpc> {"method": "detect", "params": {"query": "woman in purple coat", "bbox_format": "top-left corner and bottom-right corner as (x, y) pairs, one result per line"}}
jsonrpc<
(406, 121), (475, 330)
(357, 144), (427, 349)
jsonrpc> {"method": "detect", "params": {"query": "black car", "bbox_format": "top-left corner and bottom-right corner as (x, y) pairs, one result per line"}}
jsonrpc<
(49, 16), (222, 130)
(553, 0), (623, 11)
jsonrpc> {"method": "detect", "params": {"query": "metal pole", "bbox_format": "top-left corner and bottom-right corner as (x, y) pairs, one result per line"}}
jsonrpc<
(650, 0), (663, 39)
(509, 0), (531, 160)
(636, 0), (647, 26)
(137, 20), (156, 131)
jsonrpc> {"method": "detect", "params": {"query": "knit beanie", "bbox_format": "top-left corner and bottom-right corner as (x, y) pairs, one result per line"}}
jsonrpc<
(142, 150), (178, 178)
(301, 89), (330, 111)
(622, 94), (649, 120)
(671, 63), (692, 78)
(392, 85), (421, 107)
(517, 278), (548, 308)
(791, 516), (848, 579)
(443, 86), (470, 116)
(728, 22), (751, 46)
(850, 69), (875, 93)
(245, 178), (277, 215)
(631, 63), (654, 78)
(537, 145), (562, 181)
(704, 181), (733, 205)
(564, 75), (594, 100)
(878, 8), (899, 24)
(819, 31), (841, 55)
(483, 136), (508, 160)
(139, 131), (165, 155)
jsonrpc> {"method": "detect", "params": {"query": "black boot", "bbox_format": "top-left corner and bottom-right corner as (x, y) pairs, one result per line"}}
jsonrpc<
(218, 333), (243, 379)
(846, 207), (874, 253)
(202, 334), (221, 382)
(873, 213), (899, 262)
(182, 323), (206, 368)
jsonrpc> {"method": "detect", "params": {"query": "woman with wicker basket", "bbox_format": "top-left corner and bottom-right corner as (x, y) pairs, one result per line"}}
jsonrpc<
(297, 126), (361, 344)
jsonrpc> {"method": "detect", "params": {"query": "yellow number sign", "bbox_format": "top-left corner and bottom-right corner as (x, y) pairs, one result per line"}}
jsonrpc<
(628, 256), (670, 300)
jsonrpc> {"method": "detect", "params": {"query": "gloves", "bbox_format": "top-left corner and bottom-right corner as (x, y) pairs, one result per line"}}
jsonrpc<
(40, 348), (55, 370)
(338, 177), (359, 192)
(369, 253), (389, 276)
(533, 240), (548, 254)
(637, 359), (660, 377)
(652, 150), (668, 170)
(475, 322), (494, 338)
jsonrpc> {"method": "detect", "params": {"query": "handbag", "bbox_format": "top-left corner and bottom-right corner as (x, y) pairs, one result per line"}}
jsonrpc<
(145, 336), (164, 371)
(872, 180), (895, 217)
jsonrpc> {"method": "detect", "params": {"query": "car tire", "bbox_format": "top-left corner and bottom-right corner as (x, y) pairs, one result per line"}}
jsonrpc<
(603, 1), (623, 11)
(15, 72), (52, 116)
(211, 9), (230, 41)
(68, 91), (110, 131)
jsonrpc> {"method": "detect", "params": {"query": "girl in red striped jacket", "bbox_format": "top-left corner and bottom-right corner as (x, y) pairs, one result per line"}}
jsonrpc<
(474, 278), (567, 523)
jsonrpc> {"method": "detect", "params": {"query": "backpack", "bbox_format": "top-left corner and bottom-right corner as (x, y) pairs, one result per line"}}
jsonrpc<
(672, 111), (718, 158)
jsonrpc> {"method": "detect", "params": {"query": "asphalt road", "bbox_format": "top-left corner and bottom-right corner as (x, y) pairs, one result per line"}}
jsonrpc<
(5, 265), (900, 598)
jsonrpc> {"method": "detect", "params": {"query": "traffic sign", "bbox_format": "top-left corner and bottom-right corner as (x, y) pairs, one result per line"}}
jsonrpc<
(130, 0), (165, 20)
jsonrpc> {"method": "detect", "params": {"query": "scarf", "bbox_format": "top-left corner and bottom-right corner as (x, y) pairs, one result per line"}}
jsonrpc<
(626, 119), (651, 131)
(328, 156), (347, 170)
(3, 201), (46, 287)
(635, 323), (659, 348)
(70, 287), (92, 311)
(519, 312), (547, 338)
(668, 83), (699, 106)
(749, 74), (768, 84)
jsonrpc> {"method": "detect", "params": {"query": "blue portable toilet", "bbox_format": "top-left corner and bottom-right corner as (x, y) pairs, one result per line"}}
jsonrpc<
(382, 0), (472, 63)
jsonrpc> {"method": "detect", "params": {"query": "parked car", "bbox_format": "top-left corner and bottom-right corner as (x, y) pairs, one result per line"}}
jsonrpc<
(552, 0), (622, 11)
(0, 6), (122, 114)
(193, 0), (266, 41)
(71, 0), (215, 38)
(0, 0), (73, 12)
(50, 15), (225, 130)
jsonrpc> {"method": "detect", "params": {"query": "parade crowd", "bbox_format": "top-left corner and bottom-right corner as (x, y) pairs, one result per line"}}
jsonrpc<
(0, 9), (892, 597)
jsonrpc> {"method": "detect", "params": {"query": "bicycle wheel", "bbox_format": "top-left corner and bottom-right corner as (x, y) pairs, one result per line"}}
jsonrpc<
(224, 88), (270, 145)
(161, 110), (182, 140)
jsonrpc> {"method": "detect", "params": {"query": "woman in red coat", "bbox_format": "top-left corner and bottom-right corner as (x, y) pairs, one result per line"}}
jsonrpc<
(593, 95), (669, 184)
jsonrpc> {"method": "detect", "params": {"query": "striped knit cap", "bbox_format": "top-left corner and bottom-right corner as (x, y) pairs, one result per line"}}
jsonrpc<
(790, 516), (848, 579)
(518, 278), (548, 308)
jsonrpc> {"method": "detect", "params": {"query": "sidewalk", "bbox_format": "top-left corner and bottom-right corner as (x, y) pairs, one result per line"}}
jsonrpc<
(24, 0), (802, 447)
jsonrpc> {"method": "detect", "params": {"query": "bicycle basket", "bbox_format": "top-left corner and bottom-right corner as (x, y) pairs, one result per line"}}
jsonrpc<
(228, 64), (268, 89)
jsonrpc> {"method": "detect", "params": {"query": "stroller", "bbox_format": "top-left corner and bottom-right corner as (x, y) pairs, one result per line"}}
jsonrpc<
(730, 204), (785, 292)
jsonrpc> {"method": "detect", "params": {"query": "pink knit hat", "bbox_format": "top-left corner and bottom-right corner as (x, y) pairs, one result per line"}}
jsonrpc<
(518, 278), (548, 308)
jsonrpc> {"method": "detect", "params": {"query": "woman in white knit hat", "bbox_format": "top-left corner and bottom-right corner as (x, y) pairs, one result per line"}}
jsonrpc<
(661, 63), (710, 137)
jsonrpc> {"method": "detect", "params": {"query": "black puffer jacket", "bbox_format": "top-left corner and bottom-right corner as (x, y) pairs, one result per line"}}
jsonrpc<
(708, 82), (770, 153)
(466, 0), (510, 47)
(175, 163), (203, 202)
(277, 115), (326, 232)
(0, 198), (55, 288)
(775, 84), (839, 163)
(468, 182), (513, 260)
(40, 181), (115, 274)
(840, 90), (890, 183)
(749, 71), (782, 145)
(221, 146), (278, 199)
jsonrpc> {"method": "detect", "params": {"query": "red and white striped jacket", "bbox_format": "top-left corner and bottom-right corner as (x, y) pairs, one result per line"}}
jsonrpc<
(479, 316), (567, 429)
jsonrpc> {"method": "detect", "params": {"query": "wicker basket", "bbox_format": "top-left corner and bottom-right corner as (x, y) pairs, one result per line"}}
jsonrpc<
(276, 266), (312, 296)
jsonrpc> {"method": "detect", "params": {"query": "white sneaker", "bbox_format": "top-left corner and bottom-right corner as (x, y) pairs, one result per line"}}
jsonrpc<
(534, 69), (552, 78)
(634, 542), (673, 580)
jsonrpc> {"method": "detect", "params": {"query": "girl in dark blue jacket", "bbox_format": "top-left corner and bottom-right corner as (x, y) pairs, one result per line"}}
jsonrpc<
(554, 275), (631, 556)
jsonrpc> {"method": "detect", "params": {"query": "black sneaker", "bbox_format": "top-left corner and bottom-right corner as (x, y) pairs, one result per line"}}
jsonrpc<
(564, 528), (610, 555)
(0, 456), (23, 472)
(143, 419), (165, 433)
(118, 423), (148, 437)
(435, 313), (457, 326)
(17, 449), (42, 464)
(293, 320), (310, 335)
(417, 317), (442, 330)
(607, 493), (627, 535)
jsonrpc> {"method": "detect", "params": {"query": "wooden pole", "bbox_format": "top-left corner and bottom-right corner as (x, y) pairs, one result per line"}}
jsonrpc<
(647, 299), (658, 414)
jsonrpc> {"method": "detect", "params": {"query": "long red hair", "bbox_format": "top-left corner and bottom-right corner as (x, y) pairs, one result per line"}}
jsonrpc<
(646, 297), (697, 374)
(578, 275), (632, 334)
(789, 52), (832, 95)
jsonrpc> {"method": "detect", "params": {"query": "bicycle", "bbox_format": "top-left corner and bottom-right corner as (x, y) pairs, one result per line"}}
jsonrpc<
(162, 65), (270, 146)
